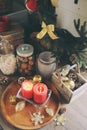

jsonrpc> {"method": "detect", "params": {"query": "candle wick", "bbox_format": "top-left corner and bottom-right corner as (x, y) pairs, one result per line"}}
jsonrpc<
(39, 87), (42, 93)
(38, 86), (43, 93)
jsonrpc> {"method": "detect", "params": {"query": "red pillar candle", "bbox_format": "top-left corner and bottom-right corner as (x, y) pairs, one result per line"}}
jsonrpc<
(33, 83), (48, 104)
(21, 80), (33, 99)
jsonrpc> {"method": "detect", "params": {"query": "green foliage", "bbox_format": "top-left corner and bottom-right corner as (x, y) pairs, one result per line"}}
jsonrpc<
(53, 19), (87, 68)
(14, 1), (87, 69)
(75, 48), (87, 68)
(37, 0), (57, 25)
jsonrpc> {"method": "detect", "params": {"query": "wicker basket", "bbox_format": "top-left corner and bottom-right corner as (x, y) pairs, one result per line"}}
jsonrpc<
(0, 0), (13, 15)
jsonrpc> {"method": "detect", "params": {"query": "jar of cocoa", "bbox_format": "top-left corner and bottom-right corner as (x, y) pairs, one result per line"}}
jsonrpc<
(16, 44), (35, 76)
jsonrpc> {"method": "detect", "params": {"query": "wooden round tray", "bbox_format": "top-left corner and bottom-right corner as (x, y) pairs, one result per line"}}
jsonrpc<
(0, 79), (60, 129)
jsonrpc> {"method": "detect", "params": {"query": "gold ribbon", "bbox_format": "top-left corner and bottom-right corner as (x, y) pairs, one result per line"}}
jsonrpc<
(36, 21), (58, 40)
(51, 0), (58, 7)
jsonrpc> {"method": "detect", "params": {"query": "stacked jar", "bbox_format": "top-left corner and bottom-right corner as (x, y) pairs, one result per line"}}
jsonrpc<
(16, 44), (35, 76)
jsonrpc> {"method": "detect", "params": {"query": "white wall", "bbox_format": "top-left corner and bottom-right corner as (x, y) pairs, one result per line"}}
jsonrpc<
(56, 0), (87, 36)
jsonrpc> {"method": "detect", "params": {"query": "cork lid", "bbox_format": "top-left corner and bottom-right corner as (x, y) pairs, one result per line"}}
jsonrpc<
(16, 44), (34, 57)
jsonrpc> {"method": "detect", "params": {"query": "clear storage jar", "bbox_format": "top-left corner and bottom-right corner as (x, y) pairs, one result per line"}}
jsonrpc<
(16, 44), (35, 76)
(0, 37), (16, 75)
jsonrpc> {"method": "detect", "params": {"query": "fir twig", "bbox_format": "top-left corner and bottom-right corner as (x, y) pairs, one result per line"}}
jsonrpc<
(74, 19), (87, 37)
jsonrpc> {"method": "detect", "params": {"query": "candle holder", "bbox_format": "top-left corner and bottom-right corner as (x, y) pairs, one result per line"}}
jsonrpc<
(37, 51), (57, 79)
(16, 88), (52, 109)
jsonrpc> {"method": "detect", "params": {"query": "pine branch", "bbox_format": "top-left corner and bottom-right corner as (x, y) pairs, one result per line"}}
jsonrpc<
(37, 0), (57, 24)
(74, 19), (87, 38)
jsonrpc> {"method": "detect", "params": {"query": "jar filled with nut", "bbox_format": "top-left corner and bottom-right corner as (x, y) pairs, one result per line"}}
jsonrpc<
(16, 44), (35, 76)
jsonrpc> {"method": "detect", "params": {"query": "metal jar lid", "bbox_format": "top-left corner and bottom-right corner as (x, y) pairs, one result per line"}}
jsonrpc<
(16, 44), (34, 57)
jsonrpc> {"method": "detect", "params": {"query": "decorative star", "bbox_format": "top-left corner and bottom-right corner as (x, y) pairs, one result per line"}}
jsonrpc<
(30, 112), (44, 126)
(54, 113), (66, 126)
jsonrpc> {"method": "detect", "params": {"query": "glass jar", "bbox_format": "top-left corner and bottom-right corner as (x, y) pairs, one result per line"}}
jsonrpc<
(37, 51), (57, 79)
(0, 36), (14, 54)
(0, 38), (16, 75)
(16, 44), (35, 76)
